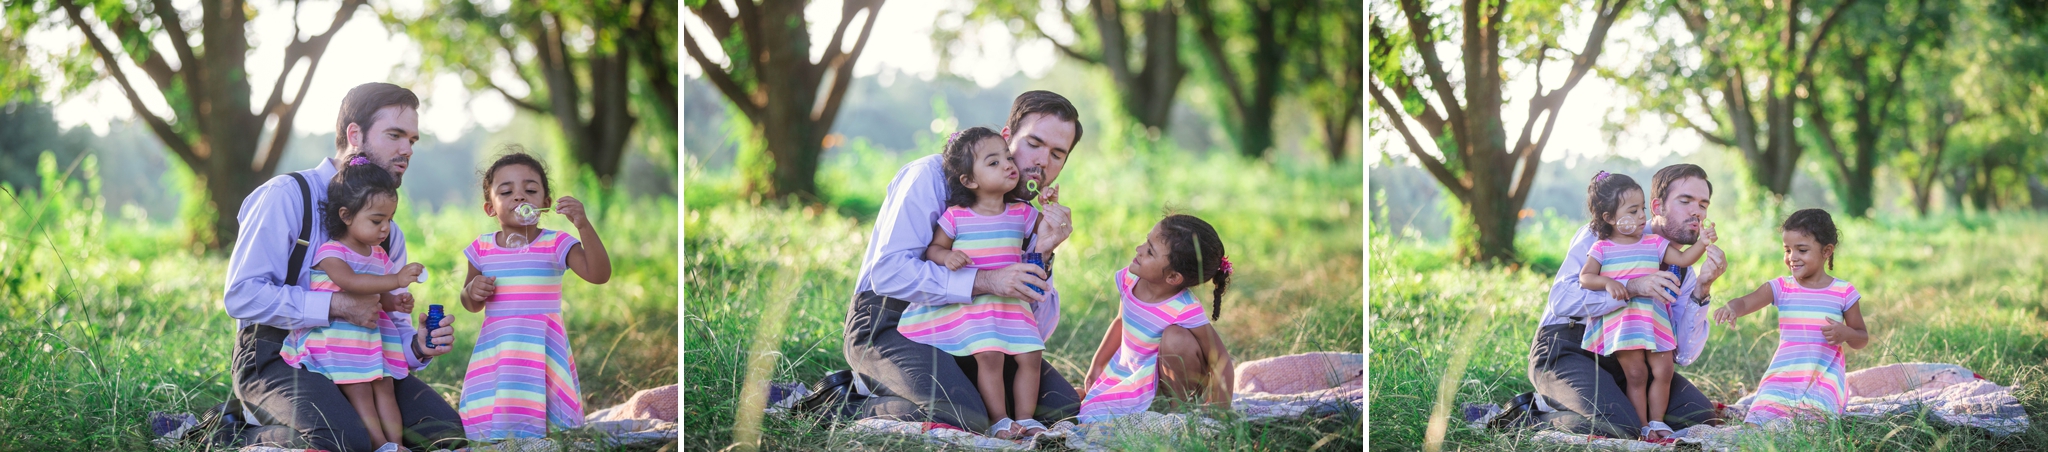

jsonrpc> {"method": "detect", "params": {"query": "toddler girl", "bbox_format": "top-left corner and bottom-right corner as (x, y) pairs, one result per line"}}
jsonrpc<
(278, 155), (425, 447)
(1714, 208), (1869, 426)
(1577, 171), (1716, 440)
(1079, 214), (1236, 423)
(457, 151), (612, 440)
(897, 127), (1052, 439)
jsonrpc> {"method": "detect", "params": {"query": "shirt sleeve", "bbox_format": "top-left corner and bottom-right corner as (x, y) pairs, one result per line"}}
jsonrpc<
(222, 176), (333, 330)
(861, 158), (975, 306)
(937, 207), (960, 240)
(1545, 226), (1627, 322)
(1844, 283), (1860, 310)
(554, 231), (583, 270)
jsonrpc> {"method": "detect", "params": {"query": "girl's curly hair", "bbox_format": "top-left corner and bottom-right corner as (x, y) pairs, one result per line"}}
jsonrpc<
(941, 127), (1031, 208)
(321, 154), (400, 241)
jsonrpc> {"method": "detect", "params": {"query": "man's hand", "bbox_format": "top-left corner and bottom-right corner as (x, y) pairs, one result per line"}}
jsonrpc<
(1697, 245), (1726, 286)
(464, 275), (498, 304)
(1624, 271), (1680, 304)
(972, 263), (1048, 303)
(331, 291), (382, 328)
(939, 250), (972, 271)
(1034, 186), (1072, 253)
(417, 311), (456, 358)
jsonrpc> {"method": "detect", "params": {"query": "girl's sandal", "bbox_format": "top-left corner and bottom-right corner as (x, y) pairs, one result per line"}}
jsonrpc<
(1643, 420), (1676, 441)
(989, 418), (1019, 439)
(1015, 418), (1049, 438)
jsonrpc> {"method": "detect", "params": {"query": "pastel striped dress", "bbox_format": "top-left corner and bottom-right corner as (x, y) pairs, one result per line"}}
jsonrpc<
(898, 203), (1046, 356)
(1580, 234), (1677, 355)
(1078, 267), (1211, 423)
(459, 230), (586, 440)
(280, 242), (410, 383)
(1744, 276), (1860, 426)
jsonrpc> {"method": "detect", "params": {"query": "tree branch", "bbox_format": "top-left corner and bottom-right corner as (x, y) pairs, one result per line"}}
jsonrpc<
(1804, 96), (1855, 180)
(813, 0), (881, 134)
(1370, 21), (1447, 138)
(56, 0), (197, 165)
(149, 0), (203, 102)
(1020, 11), (1100, 65)
(1795, 0), (1860, 86)
(263, 0), (365, 121)
(1395, 0), (1467, 143)
(1186, 0), (1246, 114)
(1372, 77), (1471, 203)
(684, 26), (762, 123)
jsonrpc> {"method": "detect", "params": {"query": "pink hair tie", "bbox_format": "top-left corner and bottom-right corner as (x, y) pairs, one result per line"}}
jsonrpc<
(349, 156), (371, 166)
(1218, 255), (1233, 275)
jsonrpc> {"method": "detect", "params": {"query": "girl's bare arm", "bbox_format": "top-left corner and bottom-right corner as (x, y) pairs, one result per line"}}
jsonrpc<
(1664, 241), (1711, 267)
(1085, 314), (1124, 388)
(1838, 303), (1871, 349)
(315, 257), (410, 294)
(1579, 258), (1626, 299)
(1713, 282), (1774, 324)
(566, 227), (612, 284)
(460, 263), (489, 313)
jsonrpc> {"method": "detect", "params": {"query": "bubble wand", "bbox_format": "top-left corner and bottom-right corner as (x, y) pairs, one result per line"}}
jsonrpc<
(1021, 179), (1054, 294)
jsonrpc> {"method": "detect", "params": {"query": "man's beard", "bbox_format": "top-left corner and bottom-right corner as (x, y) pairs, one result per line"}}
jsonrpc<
(1656, 216), (1700, 245)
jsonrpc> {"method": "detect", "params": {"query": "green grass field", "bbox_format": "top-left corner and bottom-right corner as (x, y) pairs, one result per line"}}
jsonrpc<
(0, 154), (678, 450)
(684, 138), (1366, 451)
(1370, 197), (2048, 450)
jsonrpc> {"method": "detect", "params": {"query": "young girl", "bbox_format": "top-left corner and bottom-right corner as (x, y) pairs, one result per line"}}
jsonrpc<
(1714, 208), (1869, 426)
(457, 151), (612, 440)
(1577, 171), (1717, 440)
(1079, 214), (1236, 424)
(896, 127), (1052, 439)
(279, 155), (426, 447)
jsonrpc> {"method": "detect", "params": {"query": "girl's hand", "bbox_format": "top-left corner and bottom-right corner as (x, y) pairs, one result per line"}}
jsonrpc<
(1701, 222), (1719, 246)
(394, 263), (425, 285)
(1713, 306), (1737, 326)
(557, 196), (590, 228)
(939, 250), (972, 271)
(1821, 318), (1850, 345)
(391, 292), (414, 313)
(464, 275), (498, 304)
(1604, 279), (1629, 301)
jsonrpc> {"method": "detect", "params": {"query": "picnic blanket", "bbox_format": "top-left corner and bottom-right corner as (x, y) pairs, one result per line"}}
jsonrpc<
(1470, 362), (2030, 450)
(776, 352), (1362, 451)
(154, 384), (679, 452)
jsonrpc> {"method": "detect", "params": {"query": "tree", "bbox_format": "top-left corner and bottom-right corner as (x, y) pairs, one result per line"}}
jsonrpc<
(974, 0), (1186, 133)
(4, 0), (368, 248)
(1623, 0), (1859, 201)
(1370, 0), (1633, 264)
(1185, 0), (1360, 159)
(686, 0), (881, 202)
(1802, 0), (1946, 218)
(386, 0), (676, 188)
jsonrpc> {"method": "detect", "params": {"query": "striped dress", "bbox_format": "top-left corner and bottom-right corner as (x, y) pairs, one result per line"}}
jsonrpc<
(898, 203), (1046, 356)
(459, 230), (586, 440)
(1078, 267), (1211, 423)
(1581, 234), (1678, 355)
(1744, 276), (1860, 426)
(280, 242), (410, 383)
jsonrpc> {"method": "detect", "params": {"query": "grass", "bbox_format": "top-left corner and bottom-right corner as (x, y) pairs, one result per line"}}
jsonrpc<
(683, 135), (1366, 451)
(1369, 196), (2048, 450)
(0, 153), (678, 450)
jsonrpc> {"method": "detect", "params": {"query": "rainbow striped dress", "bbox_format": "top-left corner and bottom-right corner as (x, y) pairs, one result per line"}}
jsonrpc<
(1078, 267), (1212, 423)
(1743, 276), (1860, 426)
(459, 230), (586, 440)
(1580, 234), (1677, 355)
(280, 242), (410, 383)
(898, 203), (1046, 356)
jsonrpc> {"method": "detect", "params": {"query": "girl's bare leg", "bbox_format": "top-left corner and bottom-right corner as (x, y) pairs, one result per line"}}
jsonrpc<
(1156, 326), (1209, 408)
(340, 382), (389, 445)
(374, 377), (405, 445)
(972, 351), (1012, 436)
(1012, 351), (1043, 422)
(1648, 351), (1677, 439)
(1613, 349), (1651, 430)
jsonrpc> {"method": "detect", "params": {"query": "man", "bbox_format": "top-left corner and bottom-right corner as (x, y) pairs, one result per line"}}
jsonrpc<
(221, 82), (461, 451)
(1528, 163), (1729, 439)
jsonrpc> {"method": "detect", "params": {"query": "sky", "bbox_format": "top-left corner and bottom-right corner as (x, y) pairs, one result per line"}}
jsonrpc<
(1368, 7), (1707, 168)
(20, 0), (516, 142)
(682, 0), (1064, 89)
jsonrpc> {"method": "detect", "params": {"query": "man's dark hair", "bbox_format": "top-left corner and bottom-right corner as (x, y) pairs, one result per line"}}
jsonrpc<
(1649, 163), (1713, 205)
(1005, 90), (1082, 150)
(335, 82), (420, 150)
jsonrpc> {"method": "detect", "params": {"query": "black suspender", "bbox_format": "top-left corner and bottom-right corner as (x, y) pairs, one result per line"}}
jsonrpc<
(284, 172), (314, 287)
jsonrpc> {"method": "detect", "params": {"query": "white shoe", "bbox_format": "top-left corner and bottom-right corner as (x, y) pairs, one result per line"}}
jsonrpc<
(1015, 418), (1048, 438)
(372, 442), (404, 452)
(1642, 420), (1675, 440)
(989, 418), (1018, 439)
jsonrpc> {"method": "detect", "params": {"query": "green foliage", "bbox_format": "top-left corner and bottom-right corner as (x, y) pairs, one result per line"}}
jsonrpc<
(685, 137), (1364, 450)
(1372, 209), (2048, 449)
(0, 161), (677, 449)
